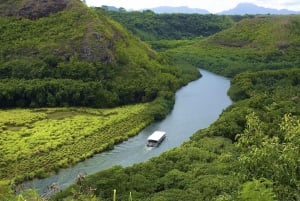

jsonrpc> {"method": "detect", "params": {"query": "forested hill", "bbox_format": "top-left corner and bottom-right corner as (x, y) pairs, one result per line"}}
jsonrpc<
(0, 0), (199, 108)
(54, 14), (300, 200)
(99, 8), (247, 40)
(169, 15), (300, 77)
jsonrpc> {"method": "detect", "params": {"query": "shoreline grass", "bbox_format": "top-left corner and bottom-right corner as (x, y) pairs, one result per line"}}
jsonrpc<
(0, 104), (154, 183)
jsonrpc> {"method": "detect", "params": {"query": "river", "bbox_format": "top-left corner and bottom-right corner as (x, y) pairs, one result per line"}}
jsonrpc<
(24, 69), (232, 195)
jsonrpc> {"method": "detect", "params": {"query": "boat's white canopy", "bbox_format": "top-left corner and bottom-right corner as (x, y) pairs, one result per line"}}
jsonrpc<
(147, 131), (166, 141)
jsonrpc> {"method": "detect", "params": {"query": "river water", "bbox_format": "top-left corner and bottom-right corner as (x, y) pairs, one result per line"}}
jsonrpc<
(24, 69), (232, 194)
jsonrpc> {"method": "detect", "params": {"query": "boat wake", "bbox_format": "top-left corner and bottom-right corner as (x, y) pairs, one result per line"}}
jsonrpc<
(144, 146), (153, 152)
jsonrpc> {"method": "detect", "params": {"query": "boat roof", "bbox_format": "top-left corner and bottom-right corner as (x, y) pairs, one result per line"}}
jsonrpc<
(147, 131), (166, 141)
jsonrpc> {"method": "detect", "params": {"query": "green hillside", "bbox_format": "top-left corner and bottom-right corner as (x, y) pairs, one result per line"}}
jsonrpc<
(0, 0), (200, 197)
(1, 3), (300, 200)
(168, 15), (300, 77)
(53, 15), (300, 201)
(0, 0), (199, 108)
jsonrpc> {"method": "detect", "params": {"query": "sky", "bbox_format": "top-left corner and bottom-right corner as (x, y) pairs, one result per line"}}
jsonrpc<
(86, 0), (300, 13)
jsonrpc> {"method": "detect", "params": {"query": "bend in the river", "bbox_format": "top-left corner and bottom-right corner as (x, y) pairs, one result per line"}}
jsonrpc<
(24, 69), (232, 195)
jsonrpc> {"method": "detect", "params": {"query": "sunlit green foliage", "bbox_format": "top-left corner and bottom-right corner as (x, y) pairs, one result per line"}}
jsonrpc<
(0, 104), (154, 182)
(215, 69), (300, 200)
(236, 113), (300, 200)
(237, 179), (276, 201)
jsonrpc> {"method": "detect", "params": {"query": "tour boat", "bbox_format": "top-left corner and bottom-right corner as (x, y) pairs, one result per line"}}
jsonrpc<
(147, 131), (166, 147)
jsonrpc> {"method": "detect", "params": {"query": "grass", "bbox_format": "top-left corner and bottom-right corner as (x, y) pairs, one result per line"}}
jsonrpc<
(0, 104), (153, 183)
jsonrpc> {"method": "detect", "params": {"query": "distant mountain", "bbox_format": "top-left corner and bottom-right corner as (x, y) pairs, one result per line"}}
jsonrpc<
(149, 6), (210, 14)
(219, 3), (300, 15)
(101, 5), (120, 11)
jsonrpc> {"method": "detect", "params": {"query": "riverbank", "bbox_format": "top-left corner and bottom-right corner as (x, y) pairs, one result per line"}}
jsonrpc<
(0, 104), (155, 184)
(27, 69), (232, 196)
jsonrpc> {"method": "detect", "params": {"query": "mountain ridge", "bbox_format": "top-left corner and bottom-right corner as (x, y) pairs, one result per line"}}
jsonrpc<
(219, 3), (300, 15)
(103, 3), (300, 15)
(148, 6), (209, 14)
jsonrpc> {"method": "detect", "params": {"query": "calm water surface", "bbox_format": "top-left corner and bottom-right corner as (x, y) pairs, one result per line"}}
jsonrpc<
(25, 69), (232, 194)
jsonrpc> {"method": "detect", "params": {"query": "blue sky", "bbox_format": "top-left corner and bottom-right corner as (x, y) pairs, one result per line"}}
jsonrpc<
(86, 0), (300, 13)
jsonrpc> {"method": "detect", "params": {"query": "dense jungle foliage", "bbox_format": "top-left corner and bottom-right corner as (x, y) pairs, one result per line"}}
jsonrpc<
(1, 1), (300, 200)
(52, 14), (300, 201)
(99, 8), (247, 40)
(166, 15), (300, 77)
(53, 68), (300, 200)
(0, 0), (199, 108)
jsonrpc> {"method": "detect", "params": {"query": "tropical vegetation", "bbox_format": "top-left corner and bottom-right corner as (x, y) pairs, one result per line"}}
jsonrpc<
(53, 13), (300, 201)
(1, 0), (300, 200)
(53, 69), (300, 201)
(99, 8), (246, 40)
(0, 105), (155, 183)
(0, 0), (199, 108)
(167, 15), (300, 77)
